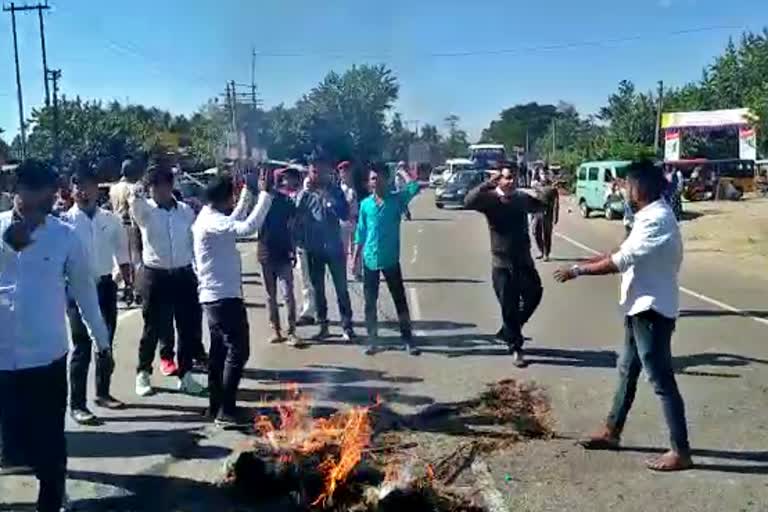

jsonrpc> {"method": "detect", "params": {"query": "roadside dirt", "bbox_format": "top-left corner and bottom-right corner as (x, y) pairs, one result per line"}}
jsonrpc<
(681, 196), (768, 281)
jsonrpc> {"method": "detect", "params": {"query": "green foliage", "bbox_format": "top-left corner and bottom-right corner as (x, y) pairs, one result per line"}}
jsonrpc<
(481, 102), (559, 151)
(443, 114), (469, 158)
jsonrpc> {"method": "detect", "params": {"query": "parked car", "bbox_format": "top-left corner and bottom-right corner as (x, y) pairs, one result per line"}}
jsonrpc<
(435, 170), (486, 209)
(575, 160), (631, 219)
(442, 158), (477, 185)
(429, 166), (446, 188)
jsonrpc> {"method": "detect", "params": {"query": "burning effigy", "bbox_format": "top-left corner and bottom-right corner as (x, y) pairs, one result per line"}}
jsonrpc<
(222, 379), (553, 511)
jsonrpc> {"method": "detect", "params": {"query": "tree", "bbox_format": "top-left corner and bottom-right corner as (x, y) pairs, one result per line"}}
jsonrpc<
(443, 114), (469, 158)
(386, 113), (415, 161)
(0, 129), (9, 163)
(598, 80), (657, 148)
(418, 124), (441, 146)
(480, 103), (560, 156)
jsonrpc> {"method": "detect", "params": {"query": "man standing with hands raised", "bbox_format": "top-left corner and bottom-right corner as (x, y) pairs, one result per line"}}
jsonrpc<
(193, 169), (274, 427)
(295, 155), (356, 342)
(464, 165), (545, 367)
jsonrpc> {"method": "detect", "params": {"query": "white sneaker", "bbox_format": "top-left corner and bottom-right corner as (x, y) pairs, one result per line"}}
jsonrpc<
(177, 372), (206, 396)
(135, 371), (153, 397)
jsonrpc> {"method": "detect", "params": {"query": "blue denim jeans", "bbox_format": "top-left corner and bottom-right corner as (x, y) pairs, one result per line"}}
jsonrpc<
(607, 309), (690, 453)
(307, 250), (353, 330)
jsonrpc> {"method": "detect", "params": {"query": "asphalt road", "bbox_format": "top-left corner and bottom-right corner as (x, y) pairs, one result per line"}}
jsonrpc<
(2, 190), (767, 511)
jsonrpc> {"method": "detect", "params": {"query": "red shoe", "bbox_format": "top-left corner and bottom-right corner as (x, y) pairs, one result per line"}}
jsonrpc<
(160, 358), (178, 377)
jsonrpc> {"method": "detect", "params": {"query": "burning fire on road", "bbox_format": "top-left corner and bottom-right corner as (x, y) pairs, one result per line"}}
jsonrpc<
(222, 379), (553, 511)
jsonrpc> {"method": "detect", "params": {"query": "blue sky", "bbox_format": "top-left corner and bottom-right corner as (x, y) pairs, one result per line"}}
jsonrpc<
(1, 0), (767, 141)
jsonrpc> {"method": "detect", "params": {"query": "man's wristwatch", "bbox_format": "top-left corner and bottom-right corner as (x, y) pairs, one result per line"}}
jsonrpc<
(570, 265), (582, 278)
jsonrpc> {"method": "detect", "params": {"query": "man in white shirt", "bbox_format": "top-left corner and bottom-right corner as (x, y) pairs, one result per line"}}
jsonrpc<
(63, 167), (133, 425)
(554, 160), (692, 472)
(193, 171), (273, 427)
(129, 165), (204, 397)
(0, 160), (111, 512)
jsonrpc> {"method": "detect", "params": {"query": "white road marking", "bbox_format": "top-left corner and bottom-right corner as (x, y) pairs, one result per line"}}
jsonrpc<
(410, 245), (419, 265)
(407, 287), (427, 337)
(471, 458), (510, 512)
(554, 231), (768, 327)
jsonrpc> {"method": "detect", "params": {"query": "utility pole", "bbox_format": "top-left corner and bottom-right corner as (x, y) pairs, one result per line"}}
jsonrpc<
(4, 2), (51, 105)
(251, 48), (257, 105)
(47, 68), (61, 166)
(654, 80), (665, 155)
(37, 2), (50, 105)
(229, 80), (237, 133)
(551, 120), (556, 160)
(4, 2), (27, 158)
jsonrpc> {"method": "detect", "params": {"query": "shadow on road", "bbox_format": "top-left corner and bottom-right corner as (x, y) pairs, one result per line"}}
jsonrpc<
(403, 277), (484, 284)
(679, 309), (768, 319)
(618, 445), (768, 475)
(67, 428), (228, 460)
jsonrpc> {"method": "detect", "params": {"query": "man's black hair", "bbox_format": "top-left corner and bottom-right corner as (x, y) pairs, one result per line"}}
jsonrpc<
(144, 165), (174, 188)
(204, 174), (234, 204)
(369, 162), (389, 179)
(15, 159), (59, 191)
(626, 159), (666, 202)
(71, 165), (99, 187)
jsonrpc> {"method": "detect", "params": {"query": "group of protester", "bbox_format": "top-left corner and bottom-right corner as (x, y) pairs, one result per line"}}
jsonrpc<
(0, 152), (694, 510)
(0, 153), (422, 511)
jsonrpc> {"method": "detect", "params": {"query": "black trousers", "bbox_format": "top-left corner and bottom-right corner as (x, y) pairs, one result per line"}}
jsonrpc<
(0, 357), (68, 512)
(491, 264), (543, 349)
(204, 299), (250, 417)
(533, 213), (554, 257)
(363, 264), (412, 340)
(67, 275), (118, 409)
(137, 266), (200, 377)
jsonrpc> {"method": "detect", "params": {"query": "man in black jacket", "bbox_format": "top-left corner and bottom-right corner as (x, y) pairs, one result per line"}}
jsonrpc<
(464, 166), (545, 367)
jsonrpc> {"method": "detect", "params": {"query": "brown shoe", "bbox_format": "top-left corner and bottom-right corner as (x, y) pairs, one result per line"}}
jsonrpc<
(646, 450), (693, 472)
(578, 427), (621, 450)
(268, 330), (284, 344)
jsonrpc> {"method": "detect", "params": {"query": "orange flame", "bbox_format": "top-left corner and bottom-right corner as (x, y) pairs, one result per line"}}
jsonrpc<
(254, 385), (373, 508)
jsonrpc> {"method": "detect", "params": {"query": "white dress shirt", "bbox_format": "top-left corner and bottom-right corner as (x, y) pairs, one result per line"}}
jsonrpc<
(129, 190), (195, 270)
(62, 205), (130, 278)
(193, 190), (272, 304)
(0, 211), (111, 370)
(611, 199), (683, 319)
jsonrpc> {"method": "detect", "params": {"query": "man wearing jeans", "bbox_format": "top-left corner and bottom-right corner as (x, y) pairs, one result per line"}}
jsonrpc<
(294, 155), (355, 342)
(258, 168), (302, 347)
(354, 166), (420, 355)
(554, 160), (692, 472)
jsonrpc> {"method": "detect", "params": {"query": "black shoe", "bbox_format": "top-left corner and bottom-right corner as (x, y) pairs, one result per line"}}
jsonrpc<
(312, 324), (331, 341)
(71, 407), (101, 426)
(215, 410), (252, 429)
(94, 395), (126, 410)
(296, 316), (316, 327)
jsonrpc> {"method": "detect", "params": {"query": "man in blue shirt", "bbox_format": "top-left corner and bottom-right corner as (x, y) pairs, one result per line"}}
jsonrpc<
(353, 165), (420, 355)
(295, 156), (356, 341)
